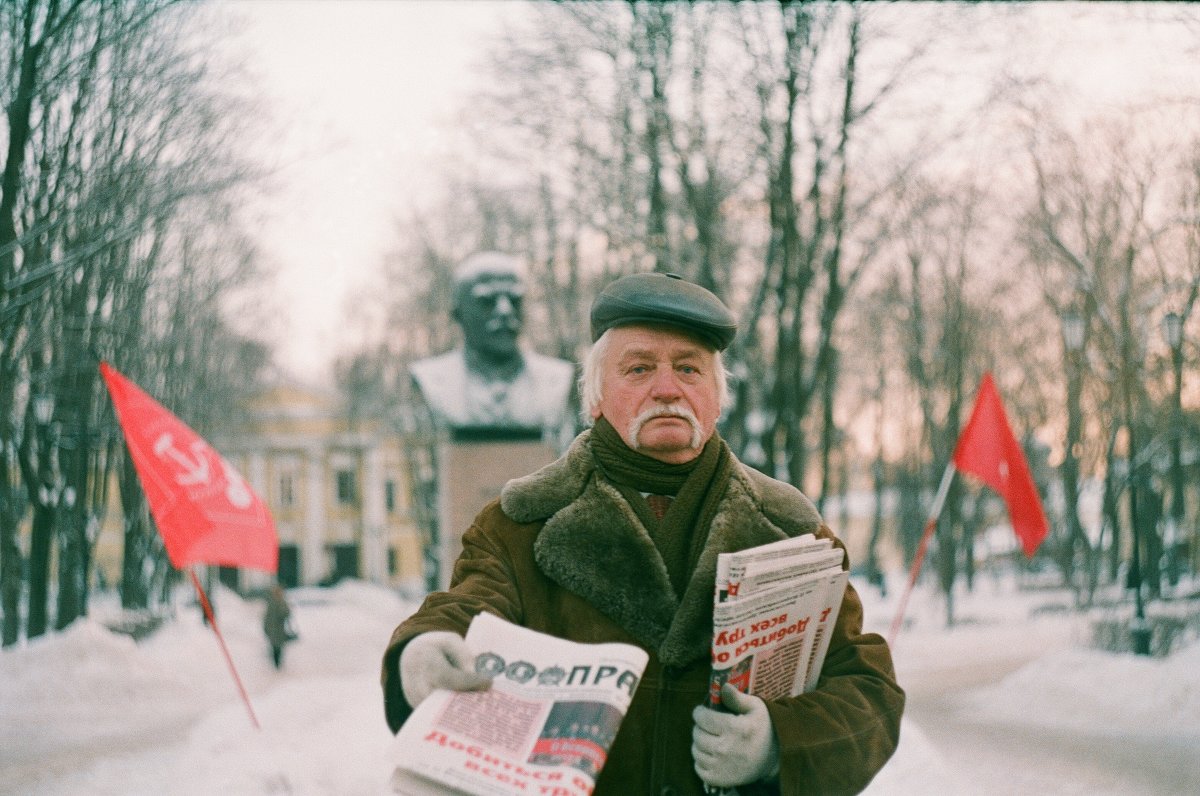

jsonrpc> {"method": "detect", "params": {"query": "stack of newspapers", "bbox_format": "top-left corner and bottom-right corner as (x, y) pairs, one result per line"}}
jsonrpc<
(708, 534), (848, 706)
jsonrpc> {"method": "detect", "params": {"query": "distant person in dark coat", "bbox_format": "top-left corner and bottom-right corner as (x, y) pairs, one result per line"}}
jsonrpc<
(263, 584), (295, 669)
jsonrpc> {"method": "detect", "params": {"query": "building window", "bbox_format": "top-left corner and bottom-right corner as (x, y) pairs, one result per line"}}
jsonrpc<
(385, 479), (397, 513)
(279, 473), (295, 508)
(336, 469), (357, 505)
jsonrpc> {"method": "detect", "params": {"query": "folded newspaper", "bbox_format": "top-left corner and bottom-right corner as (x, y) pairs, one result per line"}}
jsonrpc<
(708, 534), (848, 707)
(390, 612), (649, 796)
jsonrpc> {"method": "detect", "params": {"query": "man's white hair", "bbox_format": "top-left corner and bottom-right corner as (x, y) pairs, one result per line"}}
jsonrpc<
(579, 328), (732, 423)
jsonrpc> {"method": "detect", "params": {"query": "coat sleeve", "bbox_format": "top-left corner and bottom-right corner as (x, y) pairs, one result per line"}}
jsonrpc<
(380, 501), (525, 733)
(763, 571), (905, 795)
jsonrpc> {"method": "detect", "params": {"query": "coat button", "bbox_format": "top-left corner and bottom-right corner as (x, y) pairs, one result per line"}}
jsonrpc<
(659, 788), (675, 796)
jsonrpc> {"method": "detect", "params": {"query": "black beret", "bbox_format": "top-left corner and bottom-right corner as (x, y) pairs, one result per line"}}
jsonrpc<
(590, 272), (736, 351)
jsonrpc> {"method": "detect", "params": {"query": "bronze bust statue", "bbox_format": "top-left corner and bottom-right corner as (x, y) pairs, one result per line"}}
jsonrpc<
(409, 252), (574, 434)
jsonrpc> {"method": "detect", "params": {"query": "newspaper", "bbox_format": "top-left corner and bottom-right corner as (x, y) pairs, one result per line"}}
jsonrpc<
(390, 612), (650, 796)
(714, 533), (830, 602)
(708, 537), (848, 707)
(704, 537), (849, 795)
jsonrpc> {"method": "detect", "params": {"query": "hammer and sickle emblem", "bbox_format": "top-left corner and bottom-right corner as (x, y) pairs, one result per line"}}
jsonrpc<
(153, 434), (255, 510)
(153, 434), (210, 486)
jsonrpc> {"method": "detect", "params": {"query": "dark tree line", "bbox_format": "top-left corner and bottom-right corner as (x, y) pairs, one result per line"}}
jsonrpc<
(0, 0), (270, 646)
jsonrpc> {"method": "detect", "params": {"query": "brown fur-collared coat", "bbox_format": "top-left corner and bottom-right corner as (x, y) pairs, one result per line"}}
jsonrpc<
(382, 431), (904, 795)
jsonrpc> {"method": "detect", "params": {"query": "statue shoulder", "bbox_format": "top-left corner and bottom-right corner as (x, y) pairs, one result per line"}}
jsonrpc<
(409, 350), (471, 424)
(522, 350), (576, 379)
(520, 351), (576, 404)
(410, 349), (466, 382)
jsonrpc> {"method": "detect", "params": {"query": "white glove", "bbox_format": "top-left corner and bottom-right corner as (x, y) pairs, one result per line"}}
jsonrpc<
(399, 631), (492, 709)
(691, 683), (781, 788)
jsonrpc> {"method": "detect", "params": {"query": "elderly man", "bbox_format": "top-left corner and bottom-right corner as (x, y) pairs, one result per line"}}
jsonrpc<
(409, 251), (574, 432)
(382, 273), (904, 795)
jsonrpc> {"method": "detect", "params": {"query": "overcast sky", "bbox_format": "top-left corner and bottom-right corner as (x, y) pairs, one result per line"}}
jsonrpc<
(216, 0), (522, 383)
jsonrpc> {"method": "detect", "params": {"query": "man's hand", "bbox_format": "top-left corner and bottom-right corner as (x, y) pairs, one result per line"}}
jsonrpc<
(691, 684), (781, 788)
(399, 631), (493, 709)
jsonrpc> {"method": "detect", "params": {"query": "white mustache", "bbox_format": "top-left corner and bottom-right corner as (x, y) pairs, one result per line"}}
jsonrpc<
(486, 317), (519, 333)
(628, 404), (703, 450)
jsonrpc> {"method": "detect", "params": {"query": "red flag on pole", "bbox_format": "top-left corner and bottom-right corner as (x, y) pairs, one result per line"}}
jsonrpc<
(100, 362), (278, 572)
(102, 362), (273, 729)
(952, 372), (1049, 557)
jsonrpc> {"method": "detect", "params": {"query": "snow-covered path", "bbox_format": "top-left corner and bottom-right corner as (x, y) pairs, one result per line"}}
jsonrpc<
(3, 576), (1198, 795)
(1, 582), (406, 795)
(864, 580), (1200, 795)
(902, 652), (1200, 794)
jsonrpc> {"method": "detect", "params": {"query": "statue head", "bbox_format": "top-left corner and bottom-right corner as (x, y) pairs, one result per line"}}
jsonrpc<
(451, 252), (526, 363)
(411, 251), (574, 433)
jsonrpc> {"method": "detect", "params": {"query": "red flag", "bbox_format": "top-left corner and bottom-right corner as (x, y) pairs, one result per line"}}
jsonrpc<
(952, 372), (1049, 557)
(101, 362), (278, 572)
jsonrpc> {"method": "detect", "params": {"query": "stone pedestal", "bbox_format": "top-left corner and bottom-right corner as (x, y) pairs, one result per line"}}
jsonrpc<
(435, 430), (558, 590)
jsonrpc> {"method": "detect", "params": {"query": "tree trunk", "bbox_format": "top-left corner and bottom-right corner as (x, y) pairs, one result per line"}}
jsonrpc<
(119, 453), (151, 609)
(816, 347), (839, 513)
(26, 501), (54, 638)
(0, 8), (45, 289)
(936, 476), (962, 628)
(0, 495), (22, 645)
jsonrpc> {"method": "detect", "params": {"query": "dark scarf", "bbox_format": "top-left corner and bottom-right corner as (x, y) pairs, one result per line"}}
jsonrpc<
(504, 426), (822, 664)
(590, 416), (734, 596)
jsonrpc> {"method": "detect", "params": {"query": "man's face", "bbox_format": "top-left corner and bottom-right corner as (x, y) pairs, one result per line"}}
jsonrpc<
(454, 274), (525, 360)
(592, 325), (721, 464)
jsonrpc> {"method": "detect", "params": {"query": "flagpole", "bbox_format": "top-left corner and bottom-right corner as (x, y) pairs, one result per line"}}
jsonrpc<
(188, 568), (261, 730)
(888, 463), (956, 649)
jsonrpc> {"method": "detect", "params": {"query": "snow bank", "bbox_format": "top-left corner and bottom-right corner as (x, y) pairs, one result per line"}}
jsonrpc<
(3, 574), (1197, 795)
(968, 639), (1200, 734)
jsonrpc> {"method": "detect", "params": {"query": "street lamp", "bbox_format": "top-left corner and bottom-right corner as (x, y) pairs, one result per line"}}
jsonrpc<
(1162, 311), (1185, 587)
(26, 391), (58, 638)
(1121, 324), (1152, 656)
(1061, 311), (1087, 598)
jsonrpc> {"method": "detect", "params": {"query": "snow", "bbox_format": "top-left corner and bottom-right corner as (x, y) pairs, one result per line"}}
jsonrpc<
(2, 574), (1197, 795)
(863, 576), (1200, 794)
(967, 643), (1200, 735)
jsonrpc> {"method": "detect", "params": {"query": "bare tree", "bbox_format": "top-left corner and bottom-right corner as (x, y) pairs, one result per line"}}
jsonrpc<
(0, 0), (271, 641)
(1019, 109), (1185, 601)
(882, 177), (1001, 625)
(730, 2), (930, 492)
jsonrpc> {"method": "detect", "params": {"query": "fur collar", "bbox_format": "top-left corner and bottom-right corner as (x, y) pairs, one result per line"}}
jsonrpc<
(500, 430), (823, 667)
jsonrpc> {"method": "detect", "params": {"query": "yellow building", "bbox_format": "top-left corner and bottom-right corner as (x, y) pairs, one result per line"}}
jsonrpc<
(211, 383), (425, 594)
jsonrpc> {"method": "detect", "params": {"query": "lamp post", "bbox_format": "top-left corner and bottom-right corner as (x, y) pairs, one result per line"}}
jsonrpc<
(27, 393), (56, 638)
(1120, 325), (1152, 656)
(1162, 311), (1185, 588)
(1061, 311), (1087, 597)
